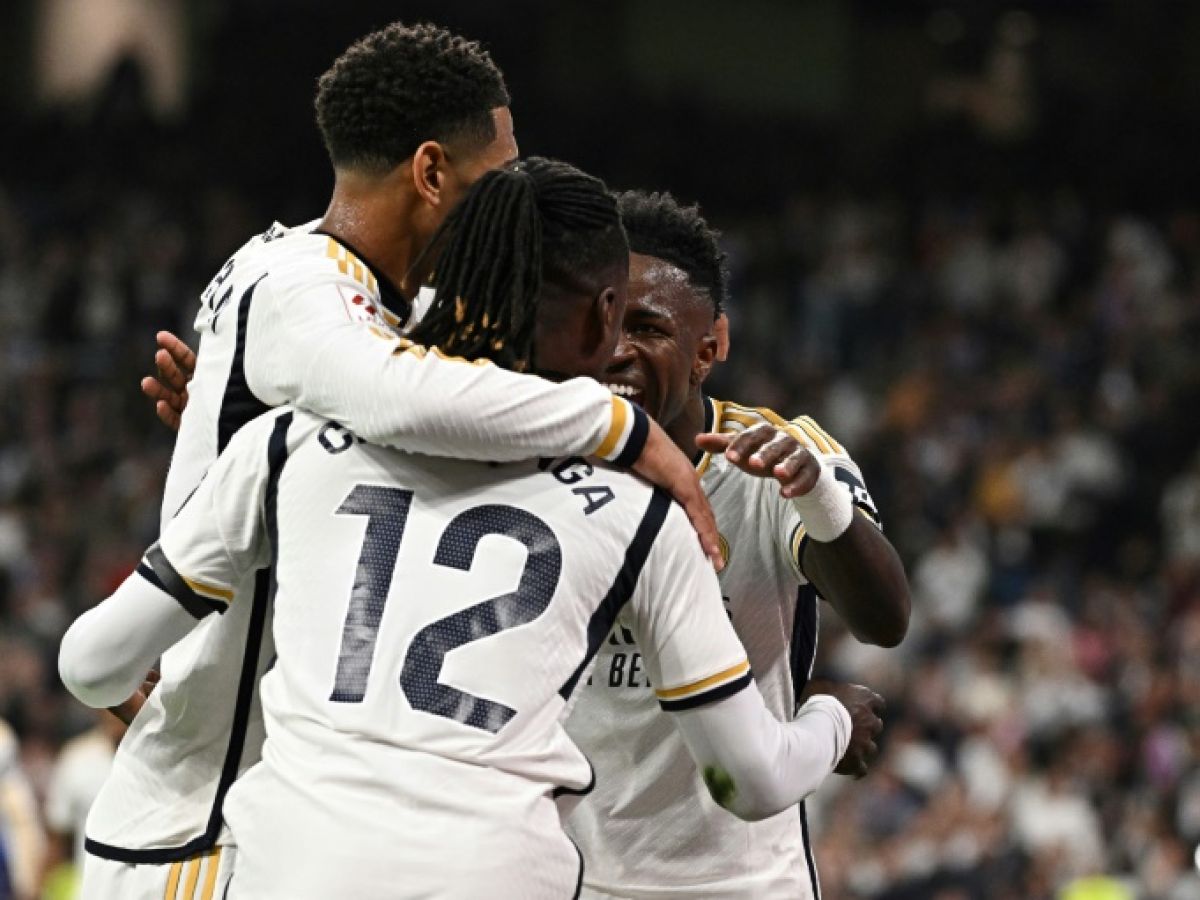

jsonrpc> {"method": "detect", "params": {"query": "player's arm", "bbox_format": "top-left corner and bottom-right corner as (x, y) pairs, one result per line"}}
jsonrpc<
(141, 284), (722, 567)
(59, 410), (284, 709)
(627, 496), (882, 821)
(696, 422), (910, 647)
(247, 272), (643, 461)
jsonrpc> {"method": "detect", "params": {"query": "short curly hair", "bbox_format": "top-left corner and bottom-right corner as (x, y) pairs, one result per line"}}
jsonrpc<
(616, 190), (729, 317)
(316, 22), (510, 174)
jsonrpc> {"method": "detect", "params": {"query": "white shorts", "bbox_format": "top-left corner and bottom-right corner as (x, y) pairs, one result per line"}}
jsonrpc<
(80, 845), (236, 900)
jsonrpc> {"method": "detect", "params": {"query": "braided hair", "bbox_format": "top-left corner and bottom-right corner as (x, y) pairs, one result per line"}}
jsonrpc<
(409, 157), (628, 372)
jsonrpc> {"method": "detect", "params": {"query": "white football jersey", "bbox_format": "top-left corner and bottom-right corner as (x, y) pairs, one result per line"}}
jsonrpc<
(85, 221), (646, 863)
(140, 406), (748, 899)
(566, 397), (880, 899)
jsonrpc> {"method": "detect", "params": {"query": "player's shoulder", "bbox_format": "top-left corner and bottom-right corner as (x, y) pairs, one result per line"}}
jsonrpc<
(533, 456), (659, 518)
(216, 220), (376, 299)
(220, 405), (323, 464)
(198, 219), (327, 327)
(709, 398), (847, 458)
(575, 463), (695, 546)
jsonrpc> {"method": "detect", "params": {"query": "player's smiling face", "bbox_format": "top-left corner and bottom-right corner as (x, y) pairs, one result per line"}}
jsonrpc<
(604, 253), (717, 428)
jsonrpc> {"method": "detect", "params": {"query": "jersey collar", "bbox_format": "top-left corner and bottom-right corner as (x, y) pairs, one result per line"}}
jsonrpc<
(693, 395), (720, 472)
(313, 229), (411, 324)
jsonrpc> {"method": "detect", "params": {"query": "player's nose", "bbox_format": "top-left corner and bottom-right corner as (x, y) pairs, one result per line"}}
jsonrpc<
(606, 335), (638, 372)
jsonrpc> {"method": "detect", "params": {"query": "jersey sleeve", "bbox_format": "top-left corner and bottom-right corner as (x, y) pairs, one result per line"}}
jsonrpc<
(58, 410), (290, 711)
(625, 498), (752, 711)
(148, 408), (288, 614)
(779, 415), (882, 581)
(243, 272), (647, 466)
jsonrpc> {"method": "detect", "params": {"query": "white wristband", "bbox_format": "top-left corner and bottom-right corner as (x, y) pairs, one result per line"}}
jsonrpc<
(789, 458), (854, 542)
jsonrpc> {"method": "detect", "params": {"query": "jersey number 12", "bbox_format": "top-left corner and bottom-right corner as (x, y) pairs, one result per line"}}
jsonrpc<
(328, 484), (563, 735)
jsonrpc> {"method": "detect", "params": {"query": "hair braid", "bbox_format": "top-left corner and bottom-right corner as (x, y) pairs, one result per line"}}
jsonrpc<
(409, 157), (628, 372)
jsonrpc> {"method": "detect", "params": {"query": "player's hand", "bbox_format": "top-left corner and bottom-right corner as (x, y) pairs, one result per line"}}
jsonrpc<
(695, 425), (820, 500)
(804, 679), (884, 779)
(140, 331), (196, 432)
(107, 669), (160, 726)
(632, 419), (724, 572)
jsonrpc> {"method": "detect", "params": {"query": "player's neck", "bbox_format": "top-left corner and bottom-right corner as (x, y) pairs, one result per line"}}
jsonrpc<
(666, 390), (709, 464)
(319, 184), (421, 301)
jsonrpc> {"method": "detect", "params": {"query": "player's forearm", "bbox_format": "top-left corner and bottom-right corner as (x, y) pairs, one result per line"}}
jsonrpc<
(800, 513), (910, 648)
(59, 575), (198, 708)
(672, 686), (851, 821)
(282, 325), (644, 464)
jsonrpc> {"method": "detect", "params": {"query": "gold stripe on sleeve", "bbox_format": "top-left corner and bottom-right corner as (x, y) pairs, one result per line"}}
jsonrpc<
(655, 659), (751, 700)
(791, 523), (808, 565)
(430, 347), (491, 368)
(181, 577), (234, 604)
(593, 396), (629, 459)
(798, 415), (844, 454)
(790, 418), (832, 455)
(720, 408), (759, 430)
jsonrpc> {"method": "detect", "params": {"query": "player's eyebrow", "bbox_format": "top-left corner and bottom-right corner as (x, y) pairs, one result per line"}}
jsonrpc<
(628, 306), (673, 323)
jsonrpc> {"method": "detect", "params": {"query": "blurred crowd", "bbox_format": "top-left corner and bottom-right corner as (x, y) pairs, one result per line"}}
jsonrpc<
(709, 196), (1200, 897)
(2, 132), (1200, 899)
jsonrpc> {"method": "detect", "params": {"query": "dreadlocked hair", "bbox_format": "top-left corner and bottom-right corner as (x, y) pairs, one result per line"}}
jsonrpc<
(615, 190), (730, 317)
(409, 157), (628, 372)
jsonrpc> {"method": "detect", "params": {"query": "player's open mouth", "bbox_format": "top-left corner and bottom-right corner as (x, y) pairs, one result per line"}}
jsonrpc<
(604, 382), (644, 405)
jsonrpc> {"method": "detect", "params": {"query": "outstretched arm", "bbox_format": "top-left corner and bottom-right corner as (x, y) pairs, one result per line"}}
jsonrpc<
(141, 326), (722, 569)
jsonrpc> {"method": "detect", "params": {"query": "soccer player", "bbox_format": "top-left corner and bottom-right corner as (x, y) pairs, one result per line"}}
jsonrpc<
(565, 191), (911, 899)
(61, 158), (880, 899)
(75, 25), (716, 900)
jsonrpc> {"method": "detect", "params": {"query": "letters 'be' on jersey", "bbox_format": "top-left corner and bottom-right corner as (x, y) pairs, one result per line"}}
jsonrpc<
(83, 221), (408, 860)
(566, 398), (881, 900)
(142, 407), (749, 899)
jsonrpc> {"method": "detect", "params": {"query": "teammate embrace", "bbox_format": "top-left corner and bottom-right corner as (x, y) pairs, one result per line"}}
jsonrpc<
(58, 21), (908, 900)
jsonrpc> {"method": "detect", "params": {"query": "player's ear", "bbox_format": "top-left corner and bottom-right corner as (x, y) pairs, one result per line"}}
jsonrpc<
(597, 284), (621, 334)
(584, 284), (621, 356)
(410, 141), (449, 207)
(692, 333), (719, 386)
